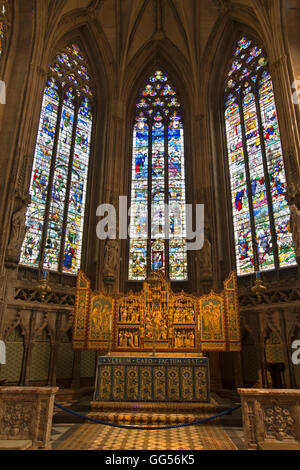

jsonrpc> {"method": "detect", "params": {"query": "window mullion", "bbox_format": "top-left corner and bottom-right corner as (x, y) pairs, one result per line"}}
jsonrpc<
(58, 102), (80, 272)
(253, 85), (280, 270)
(39, 88), (64, 271)
(238, 94), (259, 271)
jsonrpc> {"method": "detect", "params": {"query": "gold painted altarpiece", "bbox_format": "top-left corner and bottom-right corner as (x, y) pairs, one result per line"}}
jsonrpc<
(73, 271), (241, 353)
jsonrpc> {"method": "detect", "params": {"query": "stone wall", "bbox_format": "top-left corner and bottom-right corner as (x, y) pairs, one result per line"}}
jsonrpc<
(0, 387), (58, 449)
(238, 388), (300, 449)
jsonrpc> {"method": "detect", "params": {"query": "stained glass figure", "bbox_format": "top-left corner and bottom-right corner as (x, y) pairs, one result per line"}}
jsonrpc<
(224, 36), (296, 275)
(129, 71), (188, 281)
(20, 44), (93, 275)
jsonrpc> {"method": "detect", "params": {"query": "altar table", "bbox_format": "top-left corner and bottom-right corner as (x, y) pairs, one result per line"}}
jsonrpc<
(93, 356), (210, 403)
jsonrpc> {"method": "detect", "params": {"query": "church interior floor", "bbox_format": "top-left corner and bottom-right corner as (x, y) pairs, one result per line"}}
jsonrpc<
(50, 394), (247, 451)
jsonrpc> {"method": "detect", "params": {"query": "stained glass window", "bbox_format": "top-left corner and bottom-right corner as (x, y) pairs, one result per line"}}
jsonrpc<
(129, 70), (188, 281)
(20, 44), (93, 275)
(225, 36), (296, 275)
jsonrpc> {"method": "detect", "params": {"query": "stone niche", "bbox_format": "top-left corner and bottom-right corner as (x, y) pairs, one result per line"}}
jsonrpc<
(0, 387), (58, 450)
(238, 388), (300, 450)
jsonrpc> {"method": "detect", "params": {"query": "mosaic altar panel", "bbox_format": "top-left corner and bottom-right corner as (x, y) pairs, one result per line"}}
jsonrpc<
(94, 357), (210, 403)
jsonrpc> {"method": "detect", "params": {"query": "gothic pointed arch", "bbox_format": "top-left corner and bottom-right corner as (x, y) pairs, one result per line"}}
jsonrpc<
(20, 42), (94, 274)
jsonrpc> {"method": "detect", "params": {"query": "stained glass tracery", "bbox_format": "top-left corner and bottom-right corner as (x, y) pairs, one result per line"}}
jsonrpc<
(20, 44), (93, 274)
(129, 70), (188, 281)
(225, 36), (296, 275)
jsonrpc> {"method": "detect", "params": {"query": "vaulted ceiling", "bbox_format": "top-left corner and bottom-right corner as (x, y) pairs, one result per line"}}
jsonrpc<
(43, 1), (300, 74)
(47, 0), (233, 66)
(41, 0), (300, 101)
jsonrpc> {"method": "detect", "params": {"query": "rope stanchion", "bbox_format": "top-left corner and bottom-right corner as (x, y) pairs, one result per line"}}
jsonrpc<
(54, 402), (241, 431)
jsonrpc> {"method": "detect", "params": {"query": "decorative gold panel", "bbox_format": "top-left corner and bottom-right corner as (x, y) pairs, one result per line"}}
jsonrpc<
(140, 366), (152, 401)
(153, 365), (166, 401)
(199, 293), (226, 351)
(181, 366), (194, 402)
(224, 272), (241, 351)
(114, 272), (198, 353)
(73, 271), (91, 349)
(98, 365), (112, 401)
(112, 366), (125, 401)
(167, 366), (180, 401)
(126, 366), (139, 401)
(87, 294), (114, 349)
(73, 270), (241, 352)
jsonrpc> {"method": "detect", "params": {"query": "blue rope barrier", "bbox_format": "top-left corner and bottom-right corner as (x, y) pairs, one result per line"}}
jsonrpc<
(54, 402), (241, 431)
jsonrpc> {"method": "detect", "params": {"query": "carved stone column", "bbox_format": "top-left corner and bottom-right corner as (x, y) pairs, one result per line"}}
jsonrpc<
(23, 310), (37, 386)
(268, 52), (300, 188)
(0, 3), (48, 273)
(5, 188), (31, 269)
(280, 309), (293, 389)
(48, 313), (62, 387)
(97, 102), (125, 295)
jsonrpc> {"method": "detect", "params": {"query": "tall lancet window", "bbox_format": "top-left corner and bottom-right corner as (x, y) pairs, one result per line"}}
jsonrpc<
(20, 44), (93, 275)
(129, 70), (188, 281)
(224, 36), (296, 275)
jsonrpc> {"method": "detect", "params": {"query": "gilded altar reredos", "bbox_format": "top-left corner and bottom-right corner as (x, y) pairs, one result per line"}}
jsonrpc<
(73, 270), (241, 354)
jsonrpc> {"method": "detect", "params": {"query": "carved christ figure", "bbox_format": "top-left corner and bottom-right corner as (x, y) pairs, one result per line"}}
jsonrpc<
(7, 192), (31, 253)
(103, 238), (119, 279)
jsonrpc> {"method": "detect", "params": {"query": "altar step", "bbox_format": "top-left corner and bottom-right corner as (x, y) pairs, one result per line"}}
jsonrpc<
(85, 411), (220, 426)
(86, 400), (242, 427)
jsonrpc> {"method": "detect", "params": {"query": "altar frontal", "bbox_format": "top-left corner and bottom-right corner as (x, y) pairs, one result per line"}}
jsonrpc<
(94, 356), (210, 402)
(73, 271), (241, 353)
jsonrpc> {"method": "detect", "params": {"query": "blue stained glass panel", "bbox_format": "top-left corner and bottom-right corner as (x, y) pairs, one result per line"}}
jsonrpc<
(168, 122), (187, 280)
(129, 240), (148, 280)
(20, 45), (93, 274)
(129, 121), (149, 280)
(129, 71), (188, 280)
(242, 89), (274, 271)
(151, 240), (165, 273)
(225, 36), (296, 274)
(63, 99), (93, 274)
(151, 120), (165, 240)
(20, 79), (59, 267)
(44, 91), (75, 270)
(259, 77), (296, 267)
(225, 102), (254, 274)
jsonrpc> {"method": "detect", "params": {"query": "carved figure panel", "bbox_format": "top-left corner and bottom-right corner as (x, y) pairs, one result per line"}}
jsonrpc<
(73, 270), (241, 352)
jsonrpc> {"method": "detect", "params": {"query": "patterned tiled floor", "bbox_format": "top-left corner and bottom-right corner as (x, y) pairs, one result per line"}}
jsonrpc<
(54, 423), (238, 450)
(51, 395), (245, 451)
(51, 424), (80, 448)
